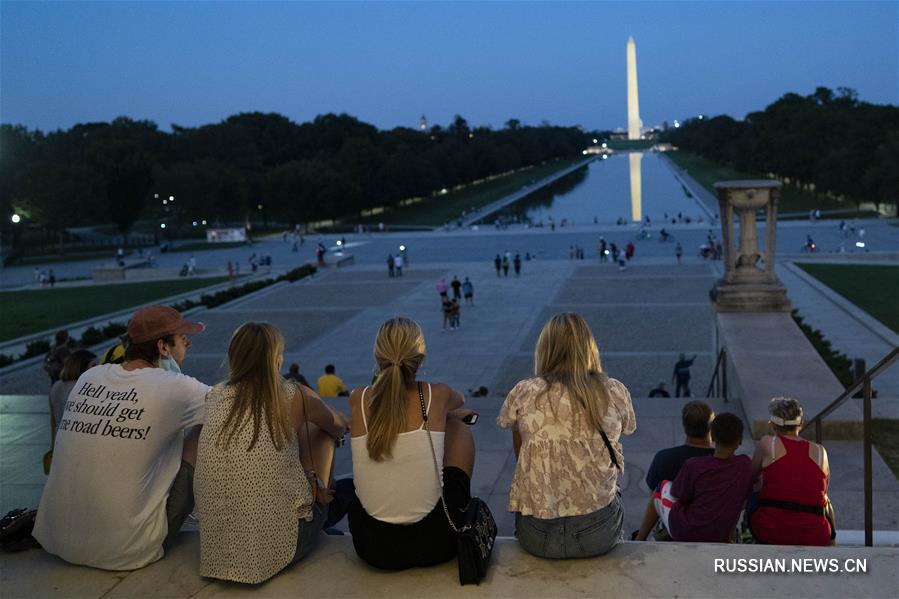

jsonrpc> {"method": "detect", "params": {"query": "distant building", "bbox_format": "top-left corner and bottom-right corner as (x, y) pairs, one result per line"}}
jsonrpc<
(419, 115), (428, 131)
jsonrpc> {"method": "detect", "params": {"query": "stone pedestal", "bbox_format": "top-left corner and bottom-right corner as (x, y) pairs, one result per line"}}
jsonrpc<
(711, 180), (791, 312)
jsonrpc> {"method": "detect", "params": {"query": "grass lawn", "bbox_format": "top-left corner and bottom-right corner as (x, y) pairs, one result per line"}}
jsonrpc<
(666, 151), (865, 216)
(0, 277), (228, 342)
(873, 419), (899, 479)
(363, 157), (587, 226)
(796, 263), (899, 334)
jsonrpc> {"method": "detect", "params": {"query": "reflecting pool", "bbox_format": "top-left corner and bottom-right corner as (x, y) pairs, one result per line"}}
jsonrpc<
(488, 151), (707, 226)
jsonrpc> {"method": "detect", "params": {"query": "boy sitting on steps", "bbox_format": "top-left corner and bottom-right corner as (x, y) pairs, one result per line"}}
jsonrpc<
(634, 412), (752, 543)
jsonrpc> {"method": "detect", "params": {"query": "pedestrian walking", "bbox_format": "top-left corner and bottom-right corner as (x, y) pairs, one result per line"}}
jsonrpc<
(502, 254), (510, 277)
(450, 276), (462, 299)
(494, 254), (502, 277)
(437, 278), (449, 300)
(599, 238), (607, 263)
(513, 253), (522, 276)
(441, 297), (454, 331)
(188, 256), (196, 276)
(675, 242), (683, 265)
(394, 254), (403, 277)
(610, 243), (620, 263)
(625, 242), (635, 261)
(387, 254), (395, 277)
(48, 269), (56, 287)
(672, 353), (697, 397)
(462, 277), (474, 306)
(227, 260), (235, 281)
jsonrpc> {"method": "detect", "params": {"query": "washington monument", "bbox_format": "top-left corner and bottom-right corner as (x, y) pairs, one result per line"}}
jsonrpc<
(626, 35), (642, 140)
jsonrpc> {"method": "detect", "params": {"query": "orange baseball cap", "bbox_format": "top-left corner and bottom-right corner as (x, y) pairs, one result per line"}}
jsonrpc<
(127, 305), (205, 344)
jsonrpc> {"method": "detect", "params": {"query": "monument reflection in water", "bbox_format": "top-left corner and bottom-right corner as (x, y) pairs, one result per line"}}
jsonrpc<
(629, 152), (643, 222)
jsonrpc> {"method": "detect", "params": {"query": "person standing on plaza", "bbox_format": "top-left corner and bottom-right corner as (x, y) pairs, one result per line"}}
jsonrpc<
(227, 261), (235, 282)
(625, 242), (635, 261)
(387, 254), (395, 278)
(599, 238), (607, 263)
(441, 296), (454, 331)
(462, 277), (474, 306)
(33, 305), (210, 570)
(188, 256), (197, 276)
(514, 253), (522, 276)
(498, 313), (635, 559)
(450, 276), (462, 300)
(436, 278), (449, 301)
(494, 254), (502, 277)
(610, 243), (620, 263)
(672, 353), (697, 397)
(394, 254), (403, 277)
(502, 253), (510, 277)
(675, 242), (683, 265)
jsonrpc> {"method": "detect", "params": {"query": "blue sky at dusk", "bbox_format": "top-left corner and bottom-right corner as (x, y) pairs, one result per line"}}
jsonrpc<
(2, 1), (896, 133)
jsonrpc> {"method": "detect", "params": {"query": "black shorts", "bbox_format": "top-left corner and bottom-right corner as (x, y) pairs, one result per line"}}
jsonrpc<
(347, 466), (471, 570)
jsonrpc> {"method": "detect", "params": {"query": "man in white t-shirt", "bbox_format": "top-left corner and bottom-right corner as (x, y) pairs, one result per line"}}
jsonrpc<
(34, 305), (211, 570)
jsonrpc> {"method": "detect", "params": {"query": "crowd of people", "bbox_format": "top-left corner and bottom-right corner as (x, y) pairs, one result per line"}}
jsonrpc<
(23, 304), (836, 585)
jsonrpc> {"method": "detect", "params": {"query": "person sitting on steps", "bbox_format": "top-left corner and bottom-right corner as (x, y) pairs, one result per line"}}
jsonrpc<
(748, 397), (835, 546)
(194, 322), (349, 584)
(347, 317), (477, 570)
(634, 413), (752, 543)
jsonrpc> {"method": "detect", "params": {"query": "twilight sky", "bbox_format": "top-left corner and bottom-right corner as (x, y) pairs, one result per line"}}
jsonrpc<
(2, 1), (897, 133)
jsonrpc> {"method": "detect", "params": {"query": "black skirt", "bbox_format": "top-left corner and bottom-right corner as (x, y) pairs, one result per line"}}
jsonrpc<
(347, 466), (471, 570)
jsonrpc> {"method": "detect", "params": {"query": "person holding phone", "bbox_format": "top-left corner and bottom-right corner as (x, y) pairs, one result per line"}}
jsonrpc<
(347, 317), (477, 570)
(498, 313), (636, 559)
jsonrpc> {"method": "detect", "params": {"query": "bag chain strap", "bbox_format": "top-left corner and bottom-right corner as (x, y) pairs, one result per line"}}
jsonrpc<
(418, 382), (464, 534)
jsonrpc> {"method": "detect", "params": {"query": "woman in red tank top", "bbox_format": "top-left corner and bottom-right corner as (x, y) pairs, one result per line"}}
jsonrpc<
(750, 397), (834, 546)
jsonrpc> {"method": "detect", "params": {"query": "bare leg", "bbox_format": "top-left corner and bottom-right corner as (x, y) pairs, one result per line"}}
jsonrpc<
(443, 418), (475, 477)
(635, 493), (660, 541)
(182, 425), (201, 466)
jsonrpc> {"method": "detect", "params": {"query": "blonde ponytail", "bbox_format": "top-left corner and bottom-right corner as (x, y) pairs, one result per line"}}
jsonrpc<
(366, 318), (426, 461)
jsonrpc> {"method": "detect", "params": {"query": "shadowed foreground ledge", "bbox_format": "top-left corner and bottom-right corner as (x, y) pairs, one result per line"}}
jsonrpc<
(1, 534), (897, 598)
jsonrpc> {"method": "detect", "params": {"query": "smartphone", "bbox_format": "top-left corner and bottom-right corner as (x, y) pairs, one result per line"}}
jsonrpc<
(462, 413), (479, 425)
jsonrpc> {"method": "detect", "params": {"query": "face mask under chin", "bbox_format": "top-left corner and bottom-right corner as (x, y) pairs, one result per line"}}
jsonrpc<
(159, 356), (181, 374)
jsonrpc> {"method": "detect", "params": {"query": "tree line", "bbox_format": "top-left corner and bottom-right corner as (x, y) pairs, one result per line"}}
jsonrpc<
(0, 113), (587, 248)
(662, 87), (899, 211)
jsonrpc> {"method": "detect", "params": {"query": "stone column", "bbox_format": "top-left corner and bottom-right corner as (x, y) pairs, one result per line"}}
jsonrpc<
(711, 180), (791, 312)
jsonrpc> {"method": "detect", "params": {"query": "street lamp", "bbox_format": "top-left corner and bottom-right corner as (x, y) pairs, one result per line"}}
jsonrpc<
(11, 214), (21, 224)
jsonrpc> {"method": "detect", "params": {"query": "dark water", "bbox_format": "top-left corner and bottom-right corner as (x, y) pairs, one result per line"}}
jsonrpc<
(490, 152), (704, 225)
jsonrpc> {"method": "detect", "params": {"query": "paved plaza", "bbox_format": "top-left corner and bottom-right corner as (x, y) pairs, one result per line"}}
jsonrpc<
(2, 225), (897, 537)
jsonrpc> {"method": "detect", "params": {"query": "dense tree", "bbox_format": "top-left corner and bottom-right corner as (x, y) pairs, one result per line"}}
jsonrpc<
(665, 87), (899, 211)
(1, 112), (588, 240)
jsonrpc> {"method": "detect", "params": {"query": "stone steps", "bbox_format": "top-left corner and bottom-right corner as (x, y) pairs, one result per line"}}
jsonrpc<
(1, 534), (895, 598)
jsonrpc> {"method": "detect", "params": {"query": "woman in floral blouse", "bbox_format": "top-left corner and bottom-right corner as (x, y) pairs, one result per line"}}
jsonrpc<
(498, 312), (636, 558)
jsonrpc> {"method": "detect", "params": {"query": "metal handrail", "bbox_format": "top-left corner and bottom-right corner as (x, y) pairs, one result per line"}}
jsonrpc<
(705, 348), (728, 401)
(800, 345), (899, 547)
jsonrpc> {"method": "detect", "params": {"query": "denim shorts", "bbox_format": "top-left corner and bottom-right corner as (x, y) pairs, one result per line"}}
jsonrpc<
(515, 495), (623, 559)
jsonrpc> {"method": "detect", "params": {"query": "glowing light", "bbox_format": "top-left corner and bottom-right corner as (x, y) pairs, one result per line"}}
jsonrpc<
(160, 223), (166, 229)
(336, 240), (343, 246)
(11, 214), (21, 224)
(201, 220), (207, 225)
(856, 242), (866, 248)
(257, 204), (263, 210)
(169, 196), (174, 202)
(602, 154), (608, 160)
(601, 143), (607, 148)
(592, 139), (598, 144)
(162, 200), (168, 205)
(582, 150), (588, 155)
(192, 221), (197, 226)
(399, 245), (406, 251)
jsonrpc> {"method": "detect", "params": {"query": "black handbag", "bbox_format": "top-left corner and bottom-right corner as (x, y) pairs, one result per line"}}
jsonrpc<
(418, 383), (497, 585)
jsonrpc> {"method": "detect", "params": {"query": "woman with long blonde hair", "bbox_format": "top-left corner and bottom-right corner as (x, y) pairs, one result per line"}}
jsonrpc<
(194, 322), (348, 584)
(347, 317), (477, 570)
(497, 312), (635, 558)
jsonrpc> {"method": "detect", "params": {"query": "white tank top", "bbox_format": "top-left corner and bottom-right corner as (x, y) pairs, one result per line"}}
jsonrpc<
(351, 384), (445, 524)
